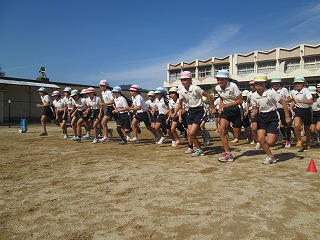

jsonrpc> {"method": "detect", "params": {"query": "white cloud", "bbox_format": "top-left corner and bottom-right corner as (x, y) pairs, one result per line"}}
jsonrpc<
(288, 2), (320, 34)
(101, 24), (241, 89)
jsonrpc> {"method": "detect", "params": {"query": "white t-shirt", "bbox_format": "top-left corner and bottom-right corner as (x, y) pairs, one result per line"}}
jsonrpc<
(86, 96), (101, 110)
(214, 98), (220, 110)
(290, 88), (312, 109)
(169, 98), (180, 111)
(146, 99), (157, 111)
(41, 95), (52, 105)
(72, 97), (87, 111)
(215, 81), (241, 105)
(114, 96), (128, 112)
(63, 96), (73, 110)
(251, 88), (280, 113)
(155, 97), (170, 114)
(53, 98), (66, 111)
(178, 85), (204, 108)
(274, 87), (289, 109)
(132, 94), (148, 113)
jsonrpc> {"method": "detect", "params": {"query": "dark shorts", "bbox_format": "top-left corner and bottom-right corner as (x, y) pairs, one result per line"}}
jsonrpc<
(242, 115), (250, 128)
(103, 106), (117, 119)
(277, 108), (292, 126)
(156, 114), (170, 129)
(257, 110), (279, 134)
(312, 110), (320, 124)
(294, 107), (312, 126)
(89, 109), (100, 121)
(116, 112), (131, 129)
(214, 111), (221, 118)
(135, 111), (152, 127)
(186, 106), (205, 126)
(221, 105), (242, 128)
(43, 106), (55, 120)
(57, 111), (68, 123)
(249, 110), (258, 123)
(75, 110), (89, 121)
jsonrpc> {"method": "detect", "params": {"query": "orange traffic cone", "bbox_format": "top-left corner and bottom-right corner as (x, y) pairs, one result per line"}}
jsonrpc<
(307, 159), (318, 172)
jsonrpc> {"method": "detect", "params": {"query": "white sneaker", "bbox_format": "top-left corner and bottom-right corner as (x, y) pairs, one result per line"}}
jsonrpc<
(231, 138), (239, 143)
(262, 156), (277, 164)
(155, 135), (161, 143)
(255, 143), (261, 150)
(130, 137), (139, 143)
(92, 138), (99, 144)
(100, 137), (109, 143)
(171, 140), (176, 146)
(83, 133), (90, 139)
(63, 134), (68, 139)
(157, 137), (167, 144)
(185, 148), (194, 154)
(126, 135), (131, 141)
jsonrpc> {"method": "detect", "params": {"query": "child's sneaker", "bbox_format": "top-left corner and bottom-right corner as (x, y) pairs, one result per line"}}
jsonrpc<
(231, 138), (239, 143)
(296, 140), (303, 148)
(118, 140), (127, 145)
(218, 152), (234, 162)
(92, 138), (99, 144)
(100, 136), (109, 143)
(192, 148), (204, 157)
(63, 134), (68, 139)
(185, 148), (194, 154)
(262, 156), (277, 164)
(83, 133), (90, 139)
(157, 137), (167, 144)
(173, 140), (182, 147)
(39, 132), (48, 136)
(285, 140), (291, 148)
(130, 137), (139, 143)
(171, 140), (176, 146)
(74, 136), (81, 142)
(255, 143), (261, 150)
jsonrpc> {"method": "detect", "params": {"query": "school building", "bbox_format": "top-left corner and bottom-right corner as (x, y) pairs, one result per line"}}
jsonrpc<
(165, 43), (320, 90)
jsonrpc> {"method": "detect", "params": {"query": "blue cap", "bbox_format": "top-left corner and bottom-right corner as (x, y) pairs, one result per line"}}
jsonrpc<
(112, 86), (122, 93)
(38, 87), (46, 92)
(154, 87), (164, 94)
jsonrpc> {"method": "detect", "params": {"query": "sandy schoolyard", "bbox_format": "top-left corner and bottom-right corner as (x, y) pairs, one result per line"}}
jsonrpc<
(0, 123), (319, 239)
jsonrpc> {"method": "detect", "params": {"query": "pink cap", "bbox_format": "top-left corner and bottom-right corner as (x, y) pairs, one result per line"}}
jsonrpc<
(180, 71), (192, 79)
(129, 84), (140, 91)
(51, 91), (60, 97)
(86, 87), (95, 93)
(99, 79), (109, 86)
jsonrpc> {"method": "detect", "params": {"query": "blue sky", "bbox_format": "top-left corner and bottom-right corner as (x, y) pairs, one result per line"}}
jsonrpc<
(1, 0), (320, 90)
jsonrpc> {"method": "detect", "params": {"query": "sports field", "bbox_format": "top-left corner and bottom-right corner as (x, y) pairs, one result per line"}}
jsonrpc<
(0, 123), (319, 239)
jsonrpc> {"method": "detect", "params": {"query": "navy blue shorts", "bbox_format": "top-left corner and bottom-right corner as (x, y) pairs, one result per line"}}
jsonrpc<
(116, 112), (131, 129)
(257, 110), (279, 134)
(156, 114), (170, 129)
(103, 106), (117, 119)
(221, 105), (242, 128)
(312, 110), (320, 124)
(43, 106), (55, 120)
(135, 111), (152, 127)
(187, 106), (205, 125)
(294, 107), (312, 126)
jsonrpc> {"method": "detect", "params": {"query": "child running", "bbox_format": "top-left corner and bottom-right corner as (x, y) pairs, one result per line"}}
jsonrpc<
(215, 70), (242, 162)
(251, 73), (291, 164)
(36, 87), (57, 136)
(270, 77), (292, 148)
(308, 86), (320, 146)
(51, 90), (68, 138)
(99, 80), (116, 142)
(173, 71), (214, 157)
(85, 87), (102, 143)
(129, 85), (158, 143)
(69, 89), (88, 142)
(112, 86), (132, 144)
(288, 77), (313, 149)
(167, 87), (182, 147)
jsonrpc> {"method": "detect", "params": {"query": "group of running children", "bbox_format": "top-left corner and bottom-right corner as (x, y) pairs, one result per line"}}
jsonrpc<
(36, 70), (320, 164)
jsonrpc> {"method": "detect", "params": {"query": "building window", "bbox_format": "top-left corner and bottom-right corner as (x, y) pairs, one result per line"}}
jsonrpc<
(199, 67), (212, 78)
(169, 71), (181, 81)
(285, 59), (300, 72)
(214, 64), (229, 76)
(237, 64), (254, 75)
(257, 61), (276, 73)
(304, 56), (320, 69)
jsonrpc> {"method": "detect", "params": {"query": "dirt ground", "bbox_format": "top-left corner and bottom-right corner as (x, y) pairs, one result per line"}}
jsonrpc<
(0, 122), (319, 240)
